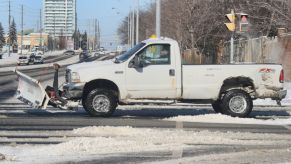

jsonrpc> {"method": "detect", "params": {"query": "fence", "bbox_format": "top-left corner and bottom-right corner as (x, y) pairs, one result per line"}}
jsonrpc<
(182, 34), (291, 81)
(221, 36), (285, 64)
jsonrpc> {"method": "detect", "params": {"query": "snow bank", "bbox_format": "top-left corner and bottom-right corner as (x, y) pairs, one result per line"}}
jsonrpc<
(0, 51), (65, 69)
(0, 53), (79, 73)
(1, 126), (290, 163)
(0, 53), (19, 66)
(164, 114), (291, 125)
(43, 50), (65, 58)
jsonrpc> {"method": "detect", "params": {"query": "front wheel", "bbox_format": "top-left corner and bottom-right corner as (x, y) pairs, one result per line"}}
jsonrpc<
(221, 89), (253, 117)
(211, 101), (223, 113)
(84, 88), (117, 117)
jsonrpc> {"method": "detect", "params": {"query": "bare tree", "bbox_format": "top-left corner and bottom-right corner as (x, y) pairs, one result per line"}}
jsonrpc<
(117, 0), (291, 57)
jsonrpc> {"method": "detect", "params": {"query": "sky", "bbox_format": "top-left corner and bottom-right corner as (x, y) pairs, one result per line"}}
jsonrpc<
(0, 0), (153, 49)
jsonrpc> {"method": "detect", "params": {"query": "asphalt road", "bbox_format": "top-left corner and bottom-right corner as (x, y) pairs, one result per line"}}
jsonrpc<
(0, 53), (290, 163)
(0, 53), (290, 139)
(0, 104), (291, 163)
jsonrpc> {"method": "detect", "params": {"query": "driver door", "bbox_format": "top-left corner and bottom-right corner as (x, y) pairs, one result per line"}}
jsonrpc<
(126, 44), (177, 99)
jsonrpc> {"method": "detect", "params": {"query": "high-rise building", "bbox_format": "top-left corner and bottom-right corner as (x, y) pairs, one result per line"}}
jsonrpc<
(43, 0), (76, 38)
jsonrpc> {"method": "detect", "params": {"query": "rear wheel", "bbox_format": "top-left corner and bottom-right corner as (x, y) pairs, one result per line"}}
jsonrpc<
(221, 89), (253, 117)
(84, 88), (117, 117)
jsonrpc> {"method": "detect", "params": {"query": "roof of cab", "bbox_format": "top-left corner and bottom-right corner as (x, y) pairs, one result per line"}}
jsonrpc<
(142, 37), (177, 45)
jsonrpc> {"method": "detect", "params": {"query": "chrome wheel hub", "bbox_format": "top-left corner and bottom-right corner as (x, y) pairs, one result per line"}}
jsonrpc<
(92, 95), (110, 112)
(229, 96), (247, 113)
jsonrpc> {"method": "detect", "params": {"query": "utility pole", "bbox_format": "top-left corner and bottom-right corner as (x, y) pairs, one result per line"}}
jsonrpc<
(21, 5), (24, 55)
(156, 0), (161, 38)
(131, 10), (135, 47)
(8, 0), (11, 56)
(128, 15), (130, 47)
(94, 19), (97, 51)
(135, 0), (139, 44)
(225, 9), (235, 64)
(98, 21), (100, 49)
(53, 13), (56, 51)
(87, 20), (90, 50)
(39, 9), (43, 52)
(129, 10), (132, 48)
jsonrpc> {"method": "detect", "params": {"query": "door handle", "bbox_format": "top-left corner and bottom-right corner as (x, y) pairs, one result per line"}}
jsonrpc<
(169, 69), (175, 76)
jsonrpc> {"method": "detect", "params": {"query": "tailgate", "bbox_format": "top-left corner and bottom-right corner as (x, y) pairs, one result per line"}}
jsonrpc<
(15, 70), (49, 109)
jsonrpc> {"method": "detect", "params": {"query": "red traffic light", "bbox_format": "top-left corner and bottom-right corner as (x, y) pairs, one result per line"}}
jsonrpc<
(241, 15), (248, 22)
(239, 14), (249, 32)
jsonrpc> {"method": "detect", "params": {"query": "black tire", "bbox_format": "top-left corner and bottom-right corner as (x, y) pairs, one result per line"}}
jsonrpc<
(84, 88), (117, 117)
(220, 89), (253, 117)
(82, 93), (89, 112)
(211, 101), (223, 113)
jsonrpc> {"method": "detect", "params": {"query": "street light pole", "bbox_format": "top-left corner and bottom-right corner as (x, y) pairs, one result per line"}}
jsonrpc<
(156, 0), (161, 38)
(135, 0), (139, 44)
(21, 5), (23, 55)
(131, 9), (135, 47)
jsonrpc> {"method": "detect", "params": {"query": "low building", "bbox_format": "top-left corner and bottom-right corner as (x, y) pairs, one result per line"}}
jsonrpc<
(17, 33), (49, 51)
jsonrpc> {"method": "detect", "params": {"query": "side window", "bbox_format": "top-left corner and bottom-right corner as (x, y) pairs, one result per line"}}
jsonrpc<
(139, 44), (171, 65)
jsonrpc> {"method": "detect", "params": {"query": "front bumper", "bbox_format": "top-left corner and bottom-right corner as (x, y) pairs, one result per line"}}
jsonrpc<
(63, 83), (85, 99)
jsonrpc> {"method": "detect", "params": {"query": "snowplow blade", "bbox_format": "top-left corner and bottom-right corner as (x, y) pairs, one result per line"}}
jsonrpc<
(15, 70), (49, 109)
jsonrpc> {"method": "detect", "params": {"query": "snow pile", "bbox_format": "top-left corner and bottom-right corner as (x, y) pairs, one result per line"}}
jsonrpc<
(43, 50), (65, 58)
(164, 113), (291, 125)
(0, 51), (65, 68)
(0, 53), (19, 65)
(1, 126), (290, 163)
(0, 53), (79, 73)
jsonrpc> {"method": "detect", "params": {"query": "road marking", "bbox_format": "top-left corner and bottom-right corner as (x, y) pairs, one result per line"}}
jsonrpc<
(283, 125), (291, 132)
(176, 121), (183, 129)
(171, 148), (183, 158)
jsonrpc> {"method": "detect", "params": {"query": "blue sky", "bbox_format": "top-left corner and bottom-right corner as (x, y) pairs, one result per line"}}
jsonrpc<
(0, 0), (152, 47)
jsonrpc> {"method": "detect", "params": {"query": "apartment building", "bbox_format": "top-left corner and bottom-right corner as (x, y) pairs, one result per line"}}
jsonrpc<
(43, 0), (76, 38)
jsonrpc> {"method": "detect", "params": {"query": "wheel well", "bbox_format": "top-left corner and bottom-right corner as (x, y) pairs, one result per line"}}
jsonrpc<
(83, 79), (119, 99)
(219, 76), (255, 97)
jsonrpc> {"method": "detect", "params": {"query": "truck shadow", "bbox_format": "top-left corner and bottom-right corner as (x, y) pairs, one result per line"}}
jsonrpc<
(113, 107), (215, 118)
(113, 106), (291, 119)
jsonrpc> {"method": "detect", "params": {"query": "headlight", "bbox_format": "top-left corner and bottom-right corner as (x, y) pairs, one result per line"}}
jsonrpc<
(71, 72), (81, 83)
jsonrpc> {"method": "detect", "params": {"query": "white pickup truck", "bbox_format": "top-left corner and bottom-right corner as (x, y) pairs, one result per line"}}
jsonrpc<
(16, 37), (287, 118)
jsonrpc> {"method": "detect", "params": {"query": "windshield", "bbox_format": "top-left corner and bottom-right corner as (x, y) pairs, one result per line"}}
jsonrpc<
(115, 43), (145, 63)
(19, 56), (27, 59)
(35, 56), (42, 59)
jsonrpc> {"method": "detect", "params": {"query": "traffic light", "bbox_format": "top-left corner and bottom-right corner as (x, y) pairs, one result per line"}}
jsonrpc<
(239, 14), (249, 32)
(225, 10), (236, 32)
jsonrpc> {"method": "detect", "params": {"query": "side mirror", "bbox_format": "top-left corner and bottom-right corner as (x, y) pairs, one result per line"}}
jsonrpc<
(133, 56), (146, 68)
(129, 56), (148, 68)
(128, 57), (139, 68)
(133, 56), (140, 68)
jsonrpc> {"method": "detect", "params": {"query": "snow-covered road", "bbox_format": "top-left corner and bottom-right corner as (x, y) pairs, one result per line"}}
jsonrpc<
(0, 103), (290, 164)
(1, 125), (290, 164)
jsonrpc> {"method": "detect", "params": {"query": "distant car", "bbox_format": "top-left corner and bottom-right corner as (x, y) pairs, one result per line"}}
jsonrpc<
(33, 55), (44, 64)
(79, 50), (89, 59)
(64, 50), (75, 55)
(29, 53), (36, 63)
(17, 56), (29, 65)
